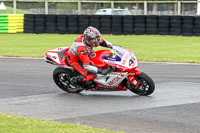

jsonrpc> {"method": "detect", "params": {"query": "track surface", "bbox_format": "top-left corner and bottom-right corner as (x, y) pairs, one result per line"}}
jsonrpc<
(0, 58), (200, 133)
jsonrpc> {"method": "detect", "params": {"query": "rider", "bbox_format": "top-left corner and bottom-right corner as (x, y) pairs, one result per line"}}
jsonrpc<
(66, 26), (113, 86)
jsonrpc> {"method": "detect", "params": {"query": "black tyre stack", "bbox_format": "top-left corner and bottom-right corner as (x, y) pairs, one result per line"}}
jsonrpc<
(24, 14), (35, 33)
(100, 15), (112, 34)
(158, 15), (169, 35)
(112, 16), (123, 35)
(123, 15), (134, 35)
(35, 15), (46, 34)
(78, 15), (90, 34)
(135, 15), (146, 35)
(182, 16), (194, 36)
(57, 15), (68, 34)
(23, 14), (200, 36)
(68, 15), (79, 34)
(169, 16), (182, 35)
(146, 15), (158, 35)
(45, 15), (57, 33)
(194, 16), (200, 36)
(89, 15), (101, 30)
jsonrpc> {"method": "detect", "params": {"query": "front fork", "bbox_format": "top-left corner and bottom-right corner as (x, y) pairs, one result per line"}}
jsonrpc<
(127, 69), (142, 87)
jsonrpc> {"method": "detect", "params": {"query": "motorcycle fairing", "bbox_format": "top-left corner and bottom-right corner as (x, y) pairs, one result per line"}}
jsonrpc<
(103, 48), (138, 72)
(45, 47), (70, 66)
(128, 75), (139, 87)
(94, 72), (128, 87)
(127, 69), (142, 87)
(89, 83), (128, 91)
(103, 56), (121, 62)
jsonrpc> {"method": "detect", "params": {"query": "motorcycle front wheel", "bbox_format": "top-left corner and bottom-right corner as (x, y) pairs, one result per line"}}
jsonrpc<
(128, 72), (155, 96)
(53, 67), (83, 93)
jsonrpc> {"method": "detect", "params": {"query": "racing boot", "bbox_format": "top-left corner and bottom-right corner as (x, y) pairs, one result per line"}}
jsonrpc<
(70, 75), (84, 89)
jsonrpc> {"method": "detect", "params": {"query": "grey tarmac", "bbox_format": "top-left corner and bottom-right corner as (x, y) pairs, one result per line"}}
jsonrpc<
(0, 57), (200, 133)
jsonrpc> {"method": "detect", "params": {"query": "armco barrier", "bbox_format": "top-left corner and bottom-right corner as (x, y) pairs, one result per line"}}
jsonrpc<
(0, 14), (24, 33)
(2, 14), (200, 36)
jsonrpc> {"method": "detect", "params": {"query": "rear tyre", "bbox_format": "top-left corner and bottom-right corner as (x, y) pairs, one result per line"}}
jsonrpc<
(128, 72), (155, 96)
(53, 67), (83, 93)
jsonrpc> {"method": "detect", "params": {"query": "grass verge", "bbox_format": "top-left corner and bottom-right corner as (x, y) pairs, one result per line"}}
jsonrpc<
(0, 6), (33, 14)
(0, 34), (200, 63)
(0, 113), (122, 133)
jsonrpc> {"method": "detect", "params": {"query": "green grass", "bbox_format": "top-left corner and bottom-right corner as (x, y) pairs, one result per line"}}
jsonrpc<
(0, 113), (122, 133)
(0, 34), (200, 63)
(0, 6), (33, 14)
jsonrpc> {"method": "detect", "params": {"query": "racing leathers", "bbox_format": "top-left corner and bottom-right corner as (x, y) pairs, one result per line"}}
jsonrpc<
(67, 34), (113, 82)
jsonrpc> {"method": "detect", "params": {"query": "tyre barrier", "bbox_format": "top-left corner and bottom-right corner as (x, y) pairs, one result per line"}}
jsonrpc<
(68, 15), (79, 34)
(79, 15), (90, 34)
(158, 16), (169, 35)
(100, 15), (112, 34)
(135, 15), (146, 35)
(194, 16), (200, 36)
(0, 14), (24, 33)
(123, 15), (134, 35)
(112, 16), (123, 35)
(2, 14), (200, 36)
(24, 14), (34, 33)
(57, 15), (68, 34)
(46, 14), (57, 33)
(146, 15), (157, 35)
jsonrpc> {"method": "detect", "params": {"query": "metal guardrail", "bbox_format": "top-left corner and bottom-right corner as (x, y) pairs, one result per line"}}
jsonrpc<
(0, 0), (200, 15)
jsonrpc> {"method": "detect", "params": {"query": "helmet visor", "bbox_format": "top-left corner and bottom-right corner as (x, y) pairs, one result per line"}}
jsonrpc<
(90, 36), (100, 47)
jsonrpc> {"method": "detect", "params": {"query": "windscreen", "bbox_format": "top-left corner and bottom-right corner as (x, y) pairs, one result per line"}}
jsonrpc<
(113, 46), (126, 58)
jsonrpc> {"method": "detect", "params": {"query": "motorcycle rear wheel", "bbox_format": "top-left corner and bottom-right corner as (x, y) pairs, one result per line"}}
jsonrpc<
(128, 72), (155, 96)
(53, 67), (83, 93)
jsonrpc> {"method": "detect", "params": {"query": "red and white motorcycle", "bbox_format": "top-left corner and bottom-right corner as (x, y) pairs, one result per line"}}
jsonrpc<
(44, 46), (155, 96)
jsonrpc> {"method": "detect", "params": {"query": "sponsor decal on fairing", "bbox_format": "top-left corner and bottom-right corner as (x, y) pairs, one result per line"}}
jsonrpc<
(47, 53), (61, 64)
(108, 74), (125, 86)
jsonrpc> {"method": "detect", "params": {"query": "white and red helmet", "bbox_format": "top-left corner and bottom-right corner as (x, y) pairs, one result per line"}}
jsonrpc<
(83, 26), (101, 47)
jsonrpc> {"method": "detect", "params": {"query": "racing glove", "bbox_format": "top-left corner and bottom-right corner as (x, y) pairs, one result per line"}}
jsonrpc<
(112, 44), (123, 48)
(108, 44), (113, 49)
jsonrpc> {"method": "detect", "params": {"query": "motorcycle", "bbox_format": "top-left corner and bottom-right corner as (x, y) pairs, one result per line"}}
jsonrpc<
(44, 46), (155, 96)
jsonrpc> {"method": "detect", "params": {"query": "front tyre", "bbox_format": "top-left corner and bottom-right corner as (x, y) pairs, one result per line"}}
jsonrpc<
(53, 67), (83, 93)
(128, 72), (155, 96)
